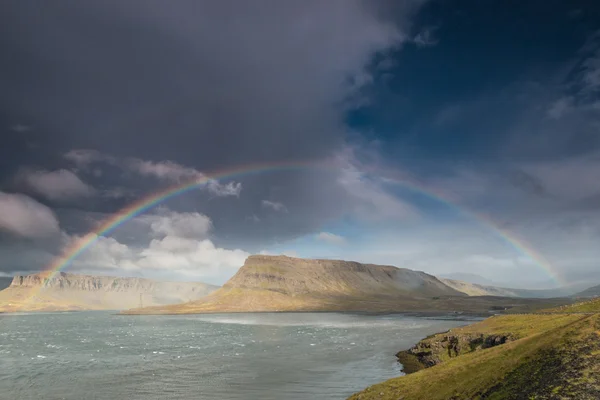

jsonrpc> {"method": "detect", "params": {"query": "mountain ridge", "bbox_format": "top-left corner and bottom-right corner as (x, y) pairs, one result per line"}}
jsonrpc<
(0, 271), (219, 312)
(440, 278), (578, 298)
(122, 255), (559, 315)
(574, 284), (600, 298)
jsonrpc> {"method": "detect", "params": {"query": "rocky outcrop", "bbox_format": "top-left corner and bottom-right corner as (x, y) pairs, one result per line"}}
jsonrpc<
(397, 331), (516, 372)
(0, 272), (219, 312)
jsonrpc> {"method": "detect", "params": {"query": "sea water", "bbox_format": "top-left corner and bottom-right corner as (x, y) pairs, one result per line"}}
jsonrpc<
(0, 312), (472, 400)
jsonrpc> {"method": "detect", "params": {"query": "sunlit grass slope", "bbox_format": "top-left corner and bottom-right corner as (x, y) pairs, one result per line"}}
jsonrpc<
(349, 313), (600, 400)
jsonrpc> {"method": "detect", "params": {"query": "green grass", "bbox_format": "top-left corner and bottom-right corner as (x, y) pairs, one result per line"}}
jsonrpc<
(542, 297), (600, 313)
(450, 314), (581, 337)
(349, 314), (599, 400)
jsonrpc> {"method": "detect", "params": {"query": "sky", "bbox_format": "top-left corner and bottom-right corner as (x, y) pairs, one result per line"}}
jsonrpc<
(1, 0), (600, 289)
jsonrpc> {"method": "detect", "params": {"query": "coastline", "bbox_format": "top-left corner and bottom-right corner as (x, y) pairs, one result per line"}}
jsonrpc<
(349, 313), (600, 399)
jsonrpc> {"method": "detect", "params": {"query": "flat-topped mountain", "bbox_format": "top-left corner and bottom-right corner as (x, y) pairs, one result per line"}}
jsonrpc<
(224, 255), (464, 297)
(122, 255), (556, 315)
(0, 272), (219, 312)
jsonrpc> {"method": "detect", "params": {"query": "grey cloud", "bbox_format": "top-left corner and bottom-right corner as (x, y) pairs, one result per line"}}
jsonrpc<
(261, 200), (287, 213)
(16, 168), (95, 201)
(65, 149), (242, 197)
(0, 192), (60, 237)
(140, 208), (213, 239)
(0, 0), (425, 259)
(1, 0), (418, 167)
(412, 27), (439, 47)
(315, 232), (346, 245)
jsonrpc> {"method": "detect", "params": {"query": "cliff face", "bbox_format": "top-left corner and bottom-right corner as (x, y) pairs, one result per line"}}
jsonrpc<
(0, 272), (219, 312)
(9, 271), (214, 293)
(123, 255), (468, 314)
(224, 255), (464, 297)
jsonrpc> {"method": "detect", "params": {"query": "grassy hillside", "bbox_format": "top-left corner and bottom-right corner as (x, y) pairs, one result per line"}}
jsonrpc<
(350, 313), (600, 399)
(543, 297), (600, 313)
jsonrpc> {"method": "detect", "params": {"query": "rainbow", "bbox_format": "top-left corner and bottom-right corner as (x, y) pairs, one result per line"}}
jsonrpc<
(377, 174), (562, 285)
(27, 161), (562, 303)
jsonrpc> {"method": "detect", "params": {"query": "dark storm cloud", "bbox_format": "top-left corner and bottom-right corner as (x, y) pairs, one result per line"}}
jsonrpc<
(0, 0), (421, 166)
(0, 0), (427, 274)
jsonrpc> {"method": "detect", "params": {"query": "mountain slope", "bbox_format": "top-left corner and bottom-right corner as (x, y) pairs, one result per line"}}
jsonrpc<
(350, 313), (600, 400)
(543, 297), (600, 313)
(122, 255), (561, 315)
(441, 278), (575, 298)
(438, 273), (500, 286)
(0, 272), (218, 312)
(574, 284), (600, 298)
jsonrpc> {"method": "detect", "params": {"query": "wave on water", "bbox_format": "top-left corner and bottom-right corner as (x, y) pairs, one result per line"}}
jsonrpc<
(181, 313), (431, 329)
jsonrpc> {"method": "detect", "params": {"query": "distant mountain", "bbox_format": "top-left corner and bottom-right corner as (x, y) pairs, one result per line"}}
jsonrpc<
(441, 279), (575, 298)
(122, 255), (556, 315)
(574, 284), (600, 298)
(438, 273), (500, 287)
(124, 255), (470, 314)
(0, 272), (219, 312)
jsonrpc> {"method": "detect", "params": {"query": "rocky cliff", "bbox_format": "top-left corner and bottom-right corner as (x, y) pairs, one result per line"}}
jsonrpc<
(0, 272), (218, 312)
(123, 255), (477, 314)
(224, 255), (464, 297)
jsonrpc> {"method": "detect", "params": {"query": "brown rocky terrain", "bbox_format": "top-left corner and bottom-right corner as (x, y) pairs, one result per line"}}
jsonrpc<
(0, 272), (218, 312)
(122, 255), (559, 315)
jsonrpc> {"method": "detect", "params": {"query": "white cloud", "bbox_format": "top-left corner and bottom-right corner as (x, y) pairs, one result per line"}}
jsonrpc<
(127, 159), (201, 182)
(520, 153), (600, 202)
(246, 214), (261, 223)
(10, 124), (31, 133)
(128, 159), (242, 196)
(206, 180), (242, 197)
(582, 49), (600, 92)
(64, 149), (112, 168)
(70, 235), (249, 282)
(136, 236), (249, 278)
(71, 235), (137, 271)
(67, 209), (249, 282)
(18, 169), (95, 200)
(413, 27), (438, 47)
(547, 96), (573, 119)
(65, 149), (241, 197)
(334, 146), (418, 220)
(315, 232), (346, 245)
(261, 200), (288, 212)
(0, 192), (60, 237)
(140, 208), (213, 239)
(259, 249), (299, 258)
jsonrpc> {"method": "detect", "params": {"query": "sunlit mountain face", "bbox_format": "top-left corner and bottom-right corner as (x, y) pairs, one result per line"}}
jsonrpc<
(1, 0), (599, 290)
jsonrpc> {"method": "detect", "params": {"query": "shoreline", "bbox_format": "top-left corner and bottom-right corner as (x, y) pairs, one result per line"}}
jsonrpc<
(348, 313), (599, 399)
